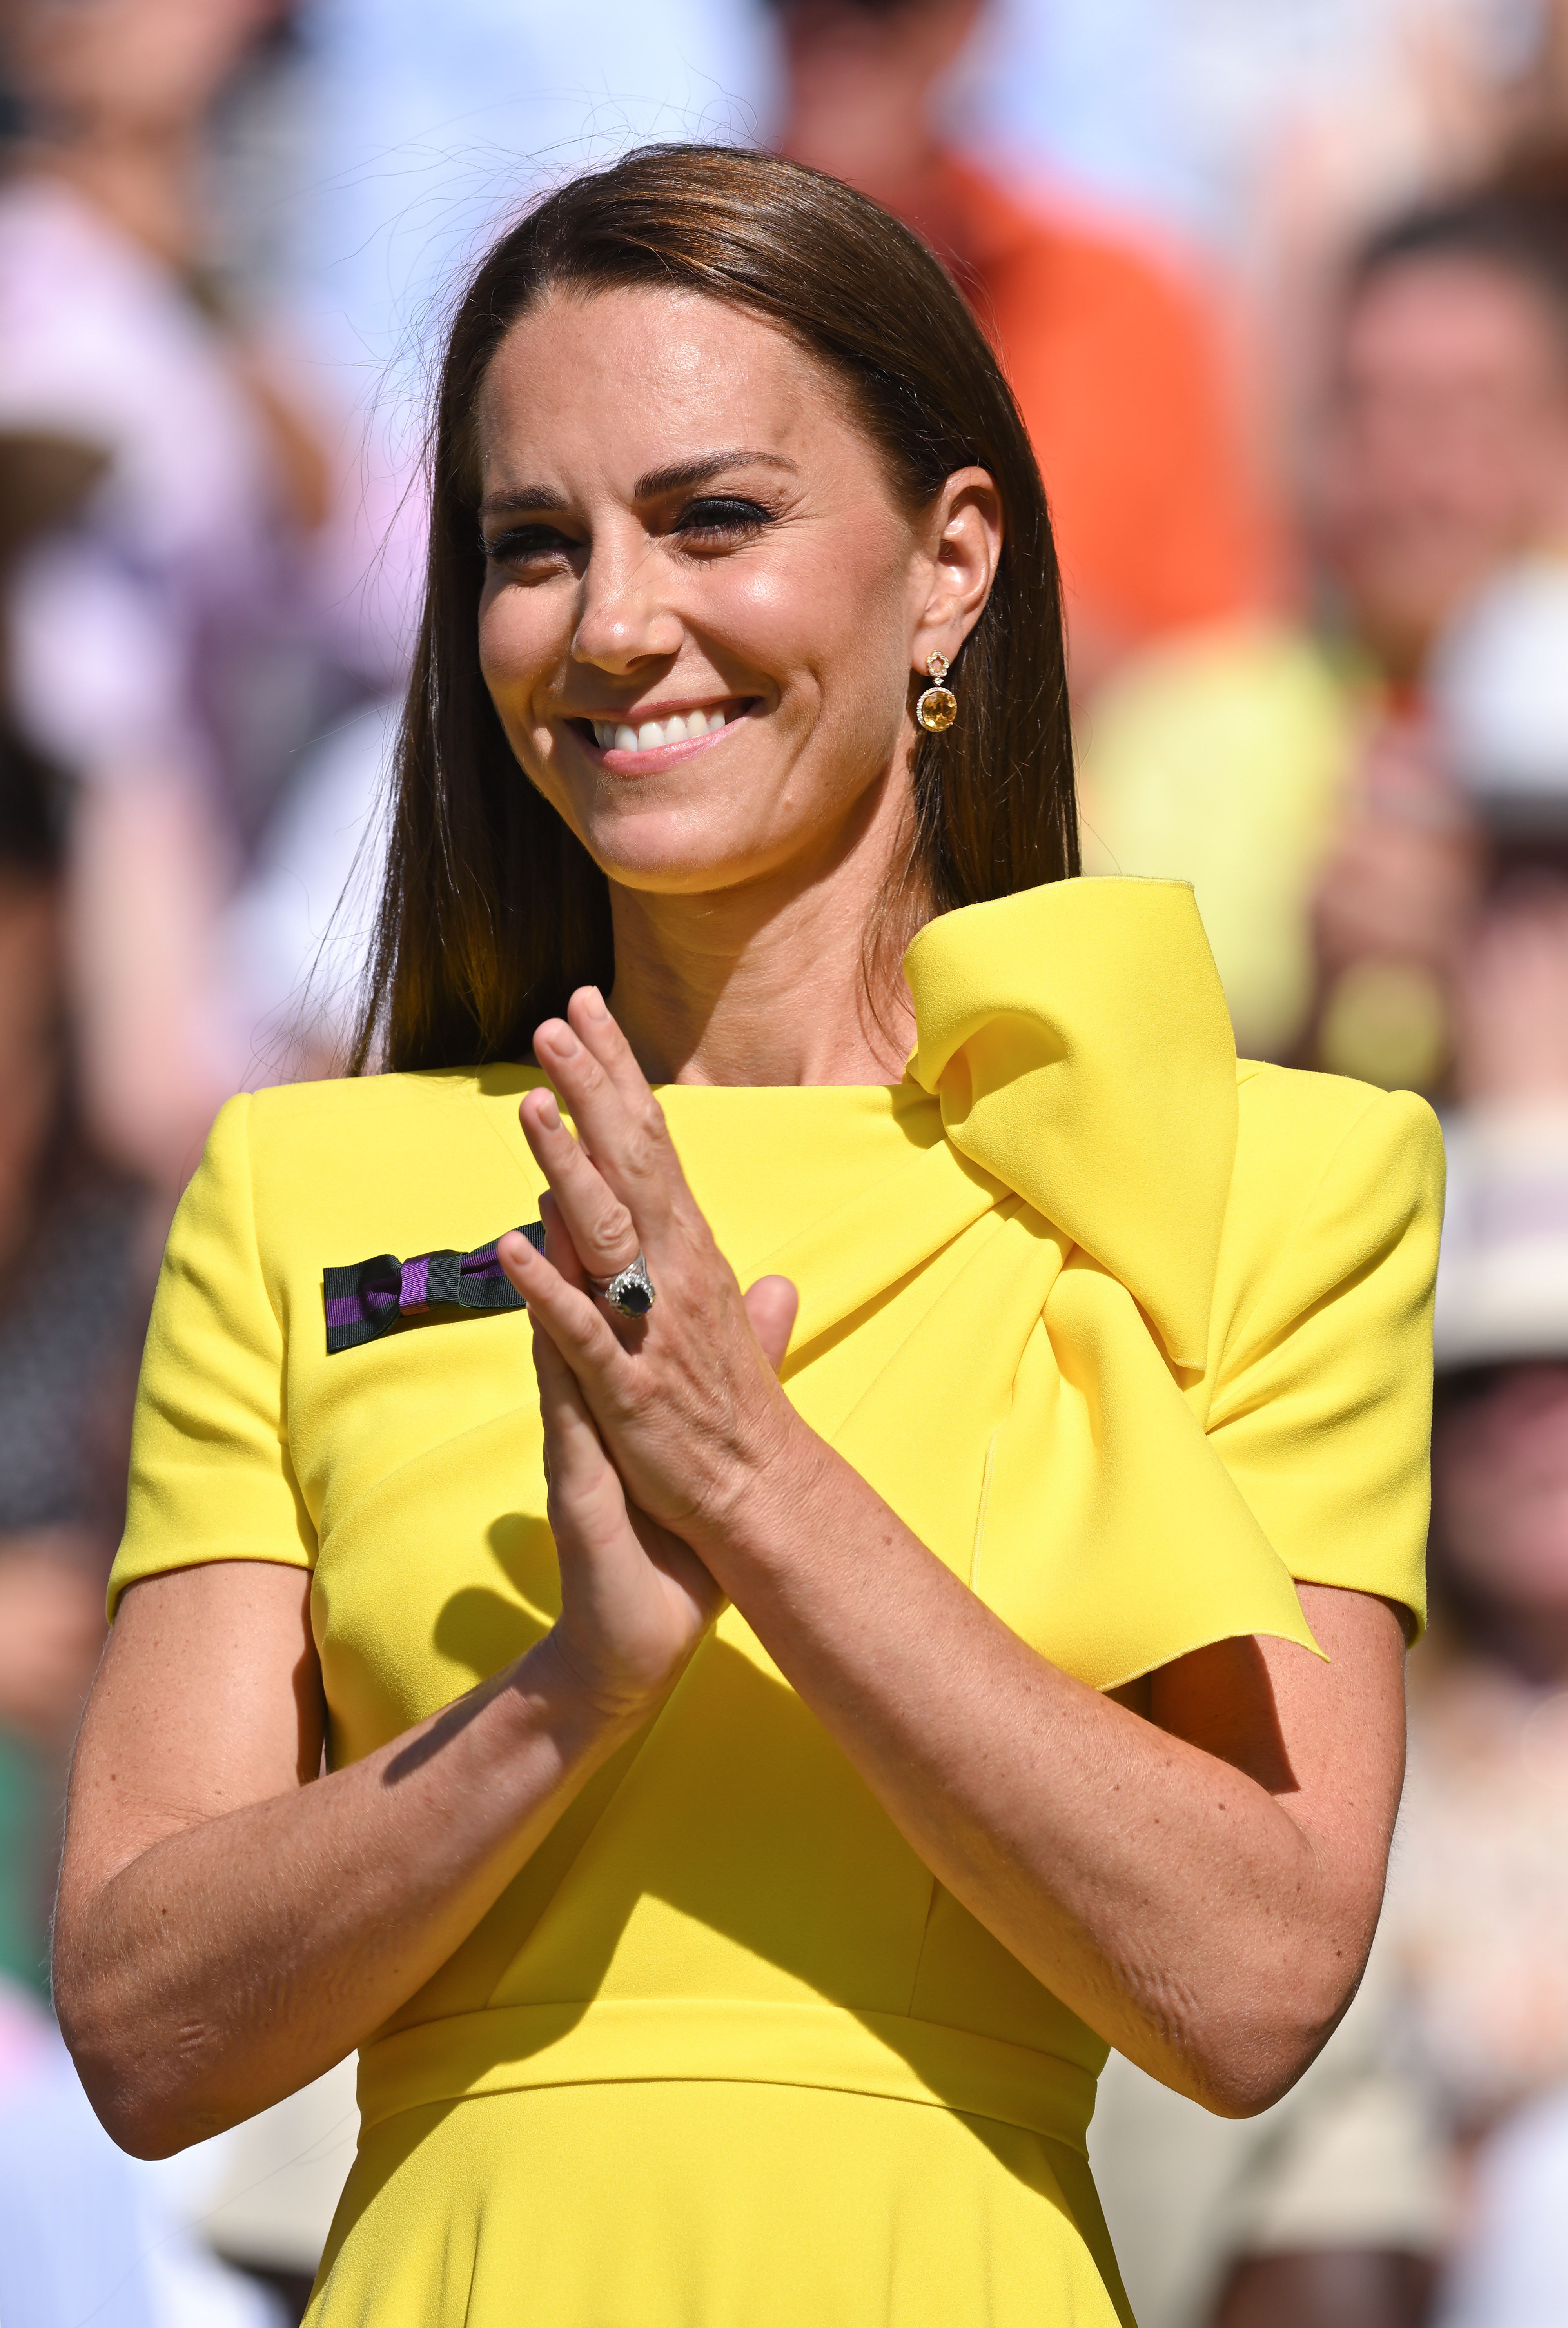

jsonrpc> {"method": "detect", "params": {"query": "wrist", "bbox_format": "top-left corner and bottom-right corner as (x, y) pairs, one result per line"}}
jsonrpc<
(519, 1620), (699, 1748)
(507, 1629), (655, 1766)
(680, 1401), (829, 1576)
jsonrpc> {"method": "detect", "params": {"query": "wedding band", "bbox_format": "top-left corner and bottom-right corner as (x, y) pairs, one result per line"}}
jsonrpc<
(590, 1249), (656, 1318)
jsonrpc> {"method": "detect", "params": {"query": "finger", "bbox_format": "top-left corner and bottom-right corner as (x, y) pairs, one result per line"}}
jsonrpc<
(518, 1088), (642, 1283)
(498, 1229), (628, 1376)
(538, 1192), (648, 1350)
(531, 1313), (639, 1555)
(743, 1276), (799, 1375)
(531, 1308), (607, 1482)
(539, 1189), (591, 1291)
(531, 1015), (682, 1240)
(565, 986), (652, 1111)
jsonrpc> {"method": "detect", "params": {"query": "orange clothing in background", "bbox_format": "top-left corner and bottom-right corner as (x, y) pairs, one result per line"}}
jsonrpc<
(941, 157), (1273, 657)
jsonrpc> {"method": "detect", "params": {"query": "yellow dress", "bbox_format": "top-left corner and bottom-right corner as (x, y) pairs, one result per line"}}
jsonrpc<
(109, 879), (1441, 2328)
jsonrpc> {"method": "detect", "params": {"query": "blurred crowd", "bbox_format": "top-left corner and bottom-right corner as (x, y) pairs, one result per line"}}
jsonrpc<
(5, 0), (1568, 2322)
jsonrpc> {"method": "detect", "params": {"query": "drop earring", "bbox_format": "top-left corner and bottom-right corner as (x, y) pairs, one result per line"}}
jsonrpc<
(915, 651), (958, 733)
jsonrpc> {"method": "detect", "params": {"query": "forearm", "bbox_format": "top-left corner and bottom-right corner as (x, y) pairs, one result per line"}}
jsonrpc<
(55, 1634), (630, 2154)
(693, 1431), (1361, 2111)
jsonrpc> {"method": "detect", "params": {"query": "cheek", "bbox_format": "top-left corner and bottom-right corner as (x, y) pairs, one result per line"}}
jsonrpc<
(757, 538), (915, 748)
(477, 586), (558, 722)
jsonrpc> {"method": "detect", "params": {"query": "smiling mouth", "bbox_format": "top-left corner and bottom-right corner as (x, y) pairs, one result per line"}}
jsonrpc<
(575, 701), (752, 755)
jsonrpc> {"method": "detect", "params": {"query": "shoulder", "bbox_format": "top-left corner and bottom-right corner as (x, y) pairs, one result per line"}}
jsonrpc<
(183, 1070), (499, 1243)
(184, 1067), (543, 1304)
(1232, 1060), (1442, 1202)
(224, 1064), (536, 1185)
(1214, 1063), (1444, 1364)
(189, 1073), (477, 1201)
(239, 1067), (486, 1142)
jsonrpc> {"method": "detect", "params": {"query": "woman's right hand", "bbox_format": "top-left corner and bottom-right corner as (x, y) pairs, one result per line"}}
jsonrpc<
(532, 1207), (725, 1723)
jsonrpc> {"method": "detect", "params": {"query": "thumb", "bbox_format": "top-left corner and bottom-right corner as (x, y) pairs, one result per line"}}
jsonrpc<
(743, 1275), (799, 1374)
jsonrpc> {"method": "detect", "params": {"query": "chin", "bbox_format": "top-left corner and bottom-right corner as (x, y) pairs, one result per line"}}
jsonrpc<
(572, 799), (795, 897)
(584, 842), (773, 897)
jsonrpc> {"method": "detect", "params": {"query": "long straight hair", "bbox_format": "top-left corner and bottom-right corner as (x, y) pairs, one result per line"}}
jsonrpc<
(353, 142), (1076, 1073)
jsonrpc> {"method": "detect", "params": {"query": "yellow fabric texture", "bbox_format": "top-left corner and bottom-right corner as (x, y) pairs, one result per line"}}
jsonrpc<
(111, 878), (1442, 2328)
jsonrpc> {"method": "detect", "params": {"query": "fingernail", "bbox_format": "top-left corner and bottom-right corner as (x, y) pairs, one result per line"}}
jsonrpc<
(582, 986), (608, 1021)
(538, 1093), (561, 1131)
(545, 1022), (579, 1057)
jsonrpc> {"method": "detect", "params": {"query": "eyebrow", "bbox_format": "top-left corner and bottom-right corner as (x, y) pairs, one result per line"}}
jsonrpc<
(478, 448), (798, 519)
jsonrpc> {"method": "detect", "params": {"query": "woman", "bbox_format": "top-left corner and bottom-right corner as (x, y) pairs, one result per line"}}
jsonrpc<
(54, 146), (1440, 2327)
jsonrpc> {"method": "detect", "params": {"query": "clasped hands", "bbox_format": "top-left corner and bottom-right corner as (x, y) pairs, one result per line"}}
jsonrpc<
(498, 987), (805, 1724)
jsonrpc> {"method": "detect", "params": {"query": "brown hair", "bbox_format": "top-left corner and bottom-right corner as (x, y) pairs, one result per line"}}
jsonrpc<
(353, 142), (1076, 1073)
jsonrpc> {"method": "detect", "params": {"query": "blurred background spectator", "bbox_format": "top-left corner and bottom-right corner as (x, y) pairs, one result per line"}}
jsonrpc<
(1082, 157), (1568, 1080)
(0, 475), (147, 2007)
(8, 0), (1568, 2318)
(772, 0), (1278, 692)
(0, 0), (375, 1188)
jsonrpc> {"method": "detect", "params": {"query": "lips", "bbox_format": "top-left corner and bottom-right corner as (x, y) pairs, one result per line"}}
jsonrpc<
(590, 707), (731, 752)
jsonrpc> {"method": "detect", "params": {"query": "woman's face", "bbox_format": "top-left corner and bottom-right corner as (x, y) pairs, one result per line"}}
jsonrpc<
(475, 285), (993, 900)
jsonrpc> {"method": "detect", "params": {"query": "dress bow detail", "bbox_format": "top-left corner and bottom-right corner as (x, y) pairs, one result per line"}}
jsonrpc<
(904, 879), (1238, 1371)
(323, 1222), (545, 1354)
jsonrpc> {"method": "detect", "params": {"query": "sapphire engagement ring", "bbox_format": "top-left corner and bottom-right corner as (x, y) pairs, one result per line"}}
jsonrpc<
(591, 1251), (657, 1318)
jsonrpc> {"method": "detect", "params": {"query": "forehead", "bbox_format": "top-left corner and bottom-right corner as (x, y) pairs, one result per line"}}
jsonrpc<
(474, 284), (865, 490)
(1343, 254), (1568, 385)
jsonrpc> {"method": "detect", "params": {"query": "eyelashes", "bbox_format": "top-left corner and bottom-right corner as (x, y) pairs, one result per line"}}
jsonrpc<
(674, 495), (777, 541)
(481, 495), (779, 566)
(482, 524), (574, 562)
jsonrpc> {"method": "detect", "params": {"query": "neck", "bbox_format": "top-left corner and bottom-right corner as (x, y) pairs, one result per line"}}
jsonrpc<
(27, 127), (208, 273)
(606, 780), (920, 1088)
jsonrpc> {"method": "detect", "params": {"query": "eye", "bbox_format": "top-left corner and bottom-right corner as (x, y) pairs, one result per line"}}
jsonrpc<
(672, 496), (776, 543)
(481, 524), (579, 568)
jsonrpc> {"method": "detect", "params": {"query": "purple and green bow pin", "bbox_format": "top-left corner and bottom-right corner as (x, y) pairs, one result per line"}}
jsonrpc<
(323, 1221), (546, 1354)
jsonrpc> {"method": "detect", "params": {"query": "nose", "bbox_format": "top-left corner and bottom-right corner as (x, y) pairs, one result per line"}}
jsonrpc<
(570, 530), (682, 674)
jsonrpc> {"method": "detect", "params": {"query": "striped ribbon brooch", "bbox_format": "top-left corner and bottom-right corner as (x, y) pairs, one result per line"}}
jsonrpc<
(323, 1222), (546, 1354)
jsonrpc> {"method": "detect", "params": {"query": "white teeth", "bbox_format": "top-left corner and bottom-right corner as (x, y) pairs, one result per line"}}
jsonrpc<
(592, 708), (733, 750)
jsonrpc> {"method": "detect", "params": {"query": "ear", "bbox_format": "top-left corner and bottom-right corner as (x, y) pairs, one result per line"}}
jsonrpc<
(911, 467), (1003, 671)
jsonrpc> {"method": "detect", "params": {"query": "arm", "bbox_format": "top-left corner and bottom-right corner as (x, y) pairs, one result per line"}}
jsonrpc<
(53, 1300), (762, 2157)
(499, 991), (1410, 2118)
(687, 1517), (1402, 2117)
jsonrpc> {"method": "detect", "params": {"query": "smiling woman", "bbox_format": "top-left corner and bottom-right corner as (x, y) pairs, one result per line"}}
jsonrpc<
(357, 142), (1071, 1079)
(53, 145), (1441, 2328)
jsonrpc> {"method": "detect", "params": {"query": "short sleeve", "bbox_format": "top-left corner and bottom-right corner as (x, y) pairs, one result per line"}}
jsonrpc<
(1206, 1088), (1443, 1636)
(108, 1094), (316, 1618)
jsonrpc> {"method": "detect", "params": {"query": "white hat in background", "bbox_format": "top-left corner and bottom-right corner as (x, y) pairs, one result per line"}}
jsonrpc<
(1436, 1100), (1568, 1368)
(1429, 553), (1568, 834)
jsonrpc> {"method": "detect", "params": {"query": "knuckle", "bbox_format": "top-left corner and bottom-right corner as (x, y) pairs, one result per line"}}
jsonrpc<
(593, 1195), (635, 1250)
(624, 1121), (661, 1179)
(554, 1297), (596, 1350)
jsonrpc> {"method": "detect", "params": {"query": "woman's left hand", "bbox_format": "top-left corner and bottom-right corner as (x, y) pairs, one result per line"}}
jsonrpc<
(497, 989), (803, 1549)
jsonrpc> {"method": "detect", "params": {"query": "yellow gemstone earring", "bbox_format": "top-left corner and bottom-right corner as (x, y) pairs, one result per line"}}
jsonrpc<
(915, 650), (958, 733)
